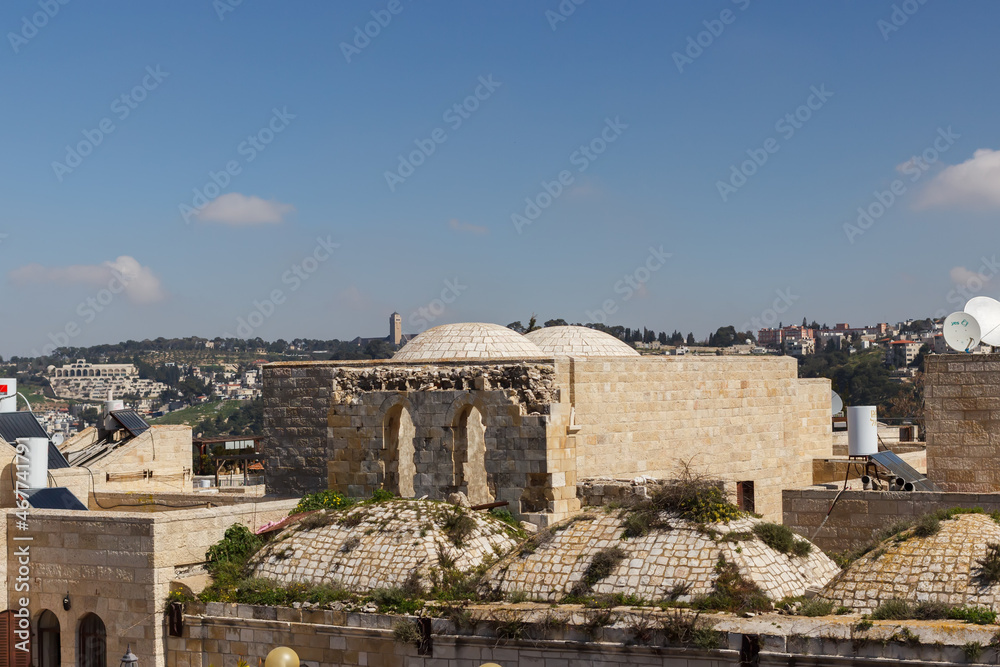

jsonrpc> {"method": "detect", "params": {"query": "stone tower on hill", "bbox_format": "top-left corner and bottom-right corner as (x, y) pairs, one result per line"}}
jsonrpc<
(390, 311), (402, 345)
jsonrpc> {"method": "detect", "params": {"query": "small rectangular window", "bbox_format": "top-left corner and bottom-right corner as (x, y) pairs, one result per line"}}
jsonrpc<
(737, 481), (755, 513)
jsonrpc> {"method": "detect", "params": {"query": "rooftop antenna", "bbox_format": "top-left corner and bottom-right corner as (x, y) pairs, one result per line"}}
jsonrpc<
(965, 297), (1000, 346)
(943, 311), (981, 353)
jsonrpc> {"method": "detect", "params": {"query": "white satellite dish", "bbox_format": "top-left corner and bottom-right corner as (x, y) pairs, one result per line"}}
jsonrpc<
(965, 296), (1000, 346)
(943, 311), (982, 353)
(831, 391), (844, 415)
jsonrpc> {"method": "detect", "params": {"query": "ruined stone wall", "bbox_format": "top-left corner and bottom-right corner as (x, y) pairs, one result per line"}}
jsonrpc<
(924, 354), (1000, 491)
(569, 356), (832, 521)
(264, 360), (579, 523)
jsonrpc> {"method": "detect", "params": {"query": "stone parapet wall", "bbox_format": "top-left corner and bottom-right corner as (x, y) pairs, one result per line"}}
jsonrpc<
(925, 355), (1000, 491)
(168, 601), (997, 667)
(783, 487), (1000, 553)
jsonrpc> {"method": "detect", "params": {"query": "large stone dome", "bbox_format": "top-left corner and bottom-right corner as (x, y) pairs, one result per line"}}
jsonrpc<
(524, 325), (640, 358)
(392, 322), (545, 362)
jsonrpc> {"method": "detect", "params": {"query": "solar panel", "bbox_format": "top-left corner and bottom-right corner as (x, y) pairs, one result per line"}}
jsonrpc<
(0, 412), (49, 443)
(869, 451), (939, 491)
(24, 487), (87, 511)
(48, 442), (69, 469)
(110, 409), (150, 437)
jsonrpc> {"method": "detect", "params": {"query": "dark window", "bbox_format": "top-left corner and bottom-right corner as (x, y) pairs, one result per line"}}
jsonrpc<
(78, 614), (106, 667)
(38, 610), (60, 667)
(737, 481), (755, 513)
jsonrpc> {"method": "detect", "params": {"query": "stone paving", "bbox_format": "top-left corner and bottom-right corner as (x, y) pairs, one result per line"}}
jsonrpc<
(822, 513), (1000, 612)
(253, 501), (521, 592)
(484, 512), (839, 602)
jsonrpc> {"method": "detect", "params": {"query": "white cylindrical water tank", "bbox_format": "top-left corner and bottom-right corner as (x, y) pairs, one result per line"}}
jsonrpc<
(0, 379), (17, 413)
(847, 405), (878, 456)
(17, 437), (49, 489)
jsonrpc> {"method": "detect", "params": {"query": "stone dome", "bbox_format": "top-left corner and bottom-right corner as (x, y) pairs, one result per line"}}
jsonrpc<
(524, 325), (640, 358)
(252, 500), (521, 593)
(821, 513), (1000, 612)
(483, 512), (838, 603)
(392, 322), (545, 362)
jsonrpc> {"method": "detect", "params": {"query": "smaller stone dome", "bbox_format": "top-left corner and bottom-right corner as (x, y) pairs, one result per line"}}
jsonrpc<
(524, 326), (640, 358)
(821, 513), (1000, 612)
(253, 501), (521, 593)
(483, 513), (838, 603)
(392, 322), (545, 362)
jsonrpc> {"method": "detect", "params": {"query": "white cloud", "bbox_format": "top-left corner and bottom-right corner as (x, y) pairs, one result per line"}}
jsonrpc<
(10, 255), (166, 304)
(196, 193), (295, 225)
(448, 218), (487, 235)
(918, 148), (1000, 209)
(950, 266), (987, 287)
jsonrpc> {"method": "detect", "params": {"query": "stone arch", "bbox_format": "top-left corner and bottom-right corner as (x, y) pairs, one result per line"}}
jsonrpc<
(450, 399), (492, 506)
(379, 396), (416, 498)
(77, 613), (106, 667)
(36, 609), (60, 667)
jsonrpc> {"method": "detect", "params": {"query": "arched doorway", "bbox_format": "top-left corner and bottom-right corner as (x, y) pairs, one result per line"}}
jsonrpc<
(453, 405), (491, 505)
(37, 610), (60, 667)
(78, 613), (106, 667)
(382, 405), (415, 497)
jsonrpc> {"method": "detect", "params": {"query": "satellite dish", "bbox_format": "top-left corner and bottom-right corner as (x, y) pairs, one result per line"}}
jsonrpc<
(943, 311), (981, 353)
(831, 391), (844, 415)
(966, 296), (1000, 346)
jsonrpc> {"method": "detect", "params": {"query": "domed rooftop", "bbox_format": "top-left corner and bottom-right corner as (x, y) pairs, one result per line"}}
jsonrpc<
(821, 512), (1000, 612)
(252, 500), (521, 593)
(392, 322), (545, 362)
(483, 512), (838, 603)
(525, 325), (640, 358)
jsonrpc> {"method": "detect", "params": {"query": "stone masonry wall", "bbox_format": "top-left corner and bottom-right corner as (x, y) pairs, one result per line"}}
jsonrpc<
(264, 360), (579, 523)
(2, 499), (296, 667)
(570, 357), (832, 521)
(782, 487), (1000, 553)
(925, 354), (1000, 491)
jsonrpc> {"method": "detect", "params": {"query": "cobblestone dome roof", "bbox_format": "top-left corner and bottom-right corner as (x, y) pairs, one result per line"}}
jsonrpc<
(392, 322), (545, 361)
(821, 513), (1000, 612)
(524, 326), (640, 358)
(483, 513), (838, 603)
(252, 501), (521, 593)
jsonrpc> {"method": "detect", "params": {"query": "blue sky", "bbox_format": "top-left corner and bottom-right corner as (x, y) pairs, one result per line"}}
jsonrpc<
(3, 1), (1000, 357)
